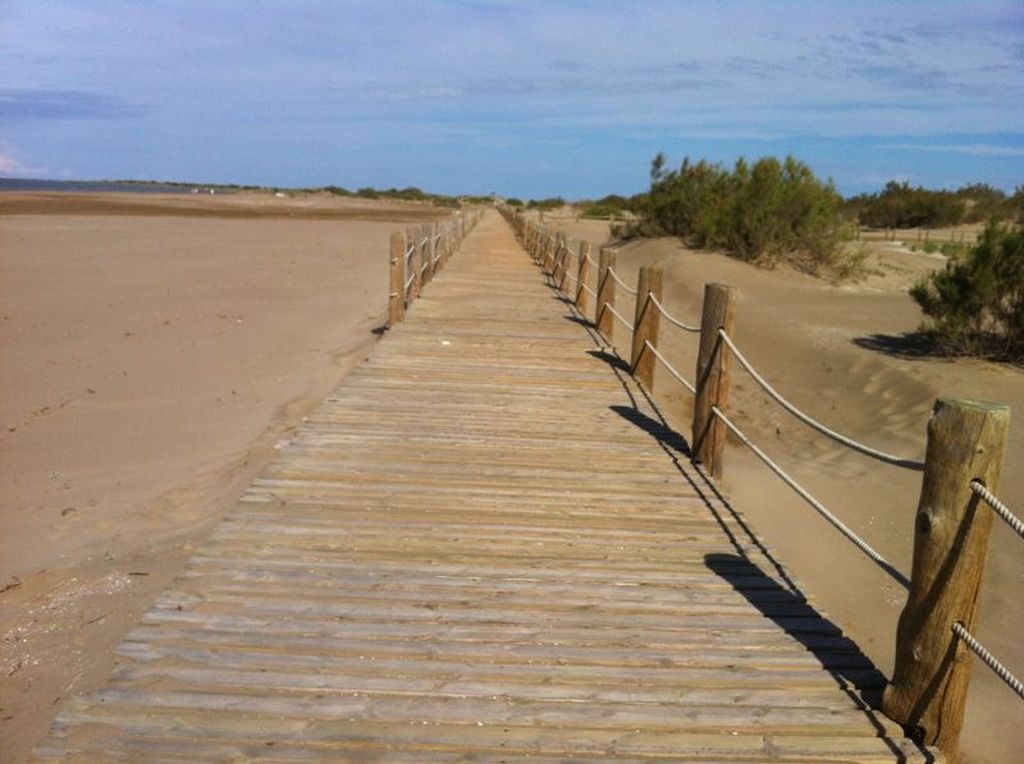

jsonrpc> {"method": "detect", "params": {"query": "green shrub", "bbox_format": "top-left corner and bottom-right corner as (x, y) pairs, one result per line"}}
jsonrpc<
(910, 222), (1024, 362)
(849, 181), (966, 228)
(628, 153), (846, 275)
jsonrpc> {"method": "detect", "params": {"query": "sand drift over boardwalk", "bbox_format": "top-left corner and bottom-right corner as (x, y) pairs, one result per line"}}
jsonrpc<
(36, 212), (931, 761)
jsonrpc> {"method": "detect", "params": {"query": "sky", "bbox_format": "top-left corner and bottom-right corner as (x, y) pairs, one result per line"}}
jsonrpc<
(1, 1), (1022, 199)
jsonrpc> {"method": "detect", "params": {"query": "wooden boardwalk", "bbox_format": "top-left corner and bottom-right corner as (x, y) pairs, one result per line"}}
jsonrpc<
(36, 212), (934, 761)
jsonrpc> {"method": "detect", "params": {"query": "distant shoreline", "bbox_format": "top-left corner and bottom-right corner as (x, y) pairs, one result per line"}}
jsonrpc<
(0, 177), (246, 194)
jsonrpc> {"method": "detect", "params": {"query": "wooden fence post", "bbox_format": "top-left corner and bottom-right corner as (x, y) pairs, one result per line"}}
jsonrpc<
(596, 248), (617, 340)
(388, 231), (406, 325)
(556, 235), (569, 291)
(428, 222), (438, 278)
(576, 242), (592, 315)
(408, 227), (422, 300)
(883, 397), (1010, 757)
(421, 224), (433, 285)
(691, 283), (736, 479)
(630, 266), (663, 390)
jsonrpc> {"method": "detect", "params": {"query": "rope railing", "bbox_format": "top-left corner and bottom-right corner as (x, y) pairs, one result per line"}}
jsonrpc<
(717, 329), (926, 471)
(644, 339), (696, 395)
(952, 622), (1024, 701)
(648, 293), (700, 333)
(710, 404), (910, 587)
(500, 204), (1022, 751)
(600, 302), (634, 333)
(971, 481), (1024, 540)
(388, 208), (484, 327)
(606, 266), (638, 295)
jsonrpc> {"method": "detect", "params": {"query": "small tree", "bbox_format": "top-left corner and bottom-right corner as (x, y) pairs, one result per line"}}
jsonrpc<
(911, 222), (1024, 362)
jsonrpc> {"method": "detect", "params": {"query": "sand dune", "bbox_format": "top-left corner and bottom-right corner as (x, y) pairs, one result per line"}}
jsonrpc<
(0, 192), (450, 762)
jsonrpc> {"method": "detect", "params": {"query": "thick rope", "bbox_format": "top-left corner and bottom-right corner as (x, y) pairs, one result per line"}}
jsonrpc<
(607, 267), (638, 295)
(648, 293), (700, 333)
(710, 405), (909, 587)
(604, 303), (635, 332)
(971, 481), (1024, 541)
(718, 330), (925, 471)
(404, 273), (415, 290)
(952, 622), (1024, 700)
(579, 282), (599, 299)
(645, 340), (696, 394)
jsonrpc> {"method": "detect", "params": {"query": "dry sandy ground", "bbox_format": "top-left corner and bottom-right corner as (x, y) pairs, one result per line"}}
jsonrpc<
(0, 192), (448, 762)
(545, 215), (1023, 764)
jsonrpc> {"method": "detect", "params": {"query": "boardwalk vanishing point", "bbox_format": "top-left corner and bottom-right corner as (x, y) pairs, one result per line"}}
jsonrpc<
(36, 211), (936, 761)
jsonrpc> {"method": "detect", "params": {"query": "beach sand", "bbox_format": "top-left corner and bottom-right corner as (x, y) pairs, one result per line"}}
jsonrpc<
(0, 192), (449, 762)
(546, 214), (1024, 764)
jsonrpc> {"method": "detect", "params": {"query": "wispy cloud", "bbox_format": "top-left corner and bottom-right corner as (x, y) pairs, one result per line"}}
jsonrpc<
(880, 143), (1024, 157)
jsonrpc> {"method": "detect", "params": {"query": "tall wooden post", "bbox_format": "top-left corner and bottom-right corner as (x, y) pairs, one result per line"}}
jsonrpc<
(691, 283), (736, 479)
(428, 222), (438, 278)
(630, 267), (663, 390)
(420, 225), (433, 285)
(408, 227), (422, 300)
(596, 248), (617, 340)
(883, 398), (1010, 758)
(576, 241), (592, 315)
(559, 238), (572, 292)
(388, 231), (406, 325)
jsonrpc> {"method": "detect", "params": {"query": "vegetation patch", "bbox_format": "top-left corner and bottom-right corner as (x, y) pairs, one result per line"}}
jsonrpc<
(620, 153), (851, 277)
(911, 222), (1024, 363)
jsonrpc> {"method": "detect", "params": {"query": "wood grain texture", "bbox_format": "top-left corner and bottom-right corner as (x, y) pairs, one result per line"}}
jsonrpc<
(34, 211), (936, 762)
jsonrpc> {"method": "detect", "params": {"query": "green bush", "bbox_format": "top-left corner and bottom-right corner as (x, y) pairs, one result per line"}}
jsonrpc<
(849, 181), (966, 228)
(910, 222), (1024, 362)
(629, 153), (846, 274)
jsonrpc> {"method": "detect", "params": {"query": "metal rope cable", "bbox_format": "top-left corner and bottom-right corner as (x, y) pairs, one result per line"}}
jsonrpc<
(647, 293), (700, 333)
(952, 622), (1024, 700)
(604, 303), (635, 332)
(718, 329), (925, 471)
(710, 405), (909, 587)
(606, 267), (638, 295)
(971, 481), (1024, 541)
(644, 340), (696, 395)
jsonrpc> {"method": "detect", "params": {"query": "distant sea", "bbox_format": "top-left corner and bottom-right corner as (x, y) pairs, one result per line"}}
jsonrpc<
(0, 178), (206, 194)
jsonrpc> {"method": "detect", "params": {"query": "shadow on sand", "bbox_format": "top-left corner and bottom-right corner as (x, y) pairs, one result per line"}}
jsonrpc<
(853, 332), (943, 360)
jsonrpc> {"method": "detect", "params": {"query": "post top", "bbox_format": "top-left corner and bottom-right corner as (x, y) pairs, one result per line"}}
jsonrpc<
(935, 396), (1010, 416)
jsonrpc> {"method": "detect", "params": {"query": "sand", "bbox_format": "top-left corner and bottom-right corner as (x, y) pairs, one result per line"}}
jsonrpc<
(0, 192), (449, 762)
(544, 213), (1024, 763)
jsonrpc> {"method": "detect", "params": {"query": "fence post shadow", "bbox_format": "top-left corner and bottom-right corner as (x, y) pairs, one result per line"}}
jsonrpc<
(705, 552), (935, 761)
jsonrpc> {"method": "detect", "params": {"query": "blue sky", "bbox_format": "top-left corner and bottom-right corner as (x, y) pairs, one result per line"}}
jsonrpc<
(1, 1), (1022, 198)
